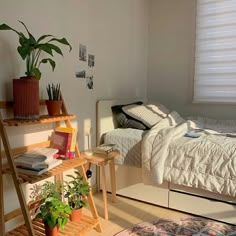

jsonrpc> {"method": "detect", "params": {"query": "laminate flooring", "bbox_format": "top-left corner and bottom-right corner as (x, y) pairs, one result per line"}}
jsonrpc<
(85, 192), (190, 236)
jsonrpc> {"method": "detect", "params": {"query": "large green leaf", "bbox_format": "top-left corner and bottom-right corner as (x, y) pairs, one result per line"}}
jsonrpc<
(36, 44), (53, 56)
(19, 21), (36, 45)
(47, 43), (63, 56)
(41, 58), (56, 71)
(37, 34), (54, 43)
(0, 23), (21, 35)
(49, 37), (72, 51)
(17, 45), (31, 60)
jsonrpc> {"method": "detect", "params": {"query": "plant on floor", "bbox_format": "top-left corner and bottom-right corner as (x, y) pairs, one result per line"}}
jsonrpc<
(0, 21), (72, 80)
(64, 171), (90, 221)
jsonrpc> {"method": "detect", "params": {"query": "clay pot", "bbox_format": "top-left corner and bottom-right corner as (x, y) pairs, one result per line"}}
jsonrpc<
(44, 223), (59, 236)
(70, 208), (82, 221)
(45, 100), (62, 116)
(13, 77), (40, 119)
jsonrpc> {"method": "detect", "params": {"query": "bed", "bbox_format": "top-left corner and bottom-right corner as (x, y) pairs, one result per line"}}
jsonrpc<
(96, 98), (236, 225)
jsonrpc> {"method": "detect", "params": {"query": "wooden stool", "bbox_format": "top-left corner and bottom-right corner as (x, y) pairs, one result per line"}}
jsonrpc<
(81, 150), (120, 220)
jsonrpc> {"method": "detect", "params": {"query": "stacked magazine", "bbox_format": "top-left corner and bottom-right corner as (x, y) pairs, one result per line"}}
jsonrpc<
(14, 147), (62, 175)
(93, 144), (116, 155)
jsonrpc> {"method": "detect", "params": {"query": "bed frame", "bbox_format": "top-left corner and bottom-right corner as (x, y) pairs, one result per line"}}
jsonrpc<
(96, 99), (236, 225)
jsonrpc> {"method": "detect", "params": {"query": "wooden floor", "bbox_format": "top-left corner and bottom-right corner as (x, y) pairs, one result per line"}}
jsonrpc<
(85, 192), (190, 236)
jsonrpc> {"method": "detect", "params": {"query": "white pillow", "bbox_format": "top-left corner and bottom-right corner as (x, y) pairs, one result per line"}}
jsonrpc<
(122, 104), (169, 128)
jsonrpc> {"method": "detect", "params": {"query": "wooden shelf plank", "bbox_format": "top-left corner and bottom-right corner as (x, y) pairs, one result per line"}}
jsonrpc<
(2, 114), (76, 126)
(6, 215), (100, 236)
(5, 158), (87, 184)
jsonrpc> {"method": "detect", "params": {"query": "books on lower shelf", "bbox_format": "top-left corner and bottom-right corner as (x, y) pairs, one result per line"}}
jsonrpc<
(14, 147), (62, 176)
(51, 127), (77, 159)
(16, 158), (63, 176)
(93, 144), (116, 155)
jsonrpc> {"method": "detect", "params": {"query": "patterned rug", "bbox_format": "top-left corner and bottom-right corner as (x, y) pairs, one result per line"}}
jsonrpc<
(115, 217), (236, 236)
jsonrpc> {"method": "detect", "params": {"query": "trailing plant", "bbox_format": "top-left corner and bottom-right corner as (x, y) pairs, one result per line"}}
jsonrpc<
(64, 171), (90, 210)
(36, 197), (71, 230)
(46, 83), (61, 101)
(0, 21), (72, 79)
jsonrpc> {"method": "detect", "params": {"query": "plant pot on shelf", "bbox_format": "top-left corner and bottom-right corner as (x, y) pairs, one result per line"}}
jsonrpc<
(13, 77), (40, 120)
(45, 100), (62, 116)
(69, 208), (82, 221)
(44, 223), (59, 236)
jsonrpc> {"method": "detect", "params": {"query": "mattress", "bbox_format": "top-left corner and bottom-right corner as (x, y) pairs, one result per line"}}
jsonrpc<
(104, 128), (145, 167)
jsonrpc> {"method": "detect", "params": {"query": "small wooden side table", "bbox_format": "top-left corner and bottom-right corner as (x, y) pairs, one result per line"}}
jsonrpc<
(80, 150), (120, 220)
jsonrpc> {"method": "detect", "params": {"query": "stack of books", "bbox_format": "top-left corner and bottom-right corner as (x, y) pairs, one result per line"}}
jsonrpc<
(93, 144), (116, 155)
(15, 147), (62, 176)
(51, 127), (77, 159)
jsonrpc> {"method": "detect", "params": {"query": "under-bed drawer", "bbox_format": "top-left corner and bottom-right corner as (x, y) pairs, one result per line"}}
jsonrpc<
(169, 190), (236, 225)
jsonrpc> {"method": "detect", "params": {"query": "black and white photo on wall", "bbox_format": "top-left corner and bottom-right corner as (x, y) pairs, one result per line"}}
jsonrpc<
(79, 44), (87, 61)
(88, 54), (95, 67)
(86, 76), (93, 90)
(75, 70), (86, 78)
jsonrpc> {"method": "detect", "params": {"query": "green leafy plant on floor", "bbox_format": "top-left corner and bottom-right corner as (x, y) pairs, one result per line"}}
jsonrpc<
(0, 21), (72, 79)
(64, 170), (90, 210)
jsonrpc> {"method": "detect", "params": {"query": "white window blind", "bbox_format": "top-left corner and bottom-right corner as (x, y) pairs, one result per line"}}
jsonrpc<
(194, 0), (236, 103)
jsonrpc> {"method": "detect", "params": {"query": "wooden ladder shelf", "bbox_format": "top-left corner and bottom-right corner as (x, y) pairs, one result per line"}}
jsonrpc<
(0, 99), (102, 236)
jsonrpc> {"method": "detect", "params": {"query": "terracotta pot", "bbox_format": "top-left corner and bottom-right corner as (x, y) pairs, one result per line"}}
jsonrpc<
(44, 223), (59, 236)
(13, 77), (39, 119)
(45, 100), (62, 116)
(70, 208), (82, 221)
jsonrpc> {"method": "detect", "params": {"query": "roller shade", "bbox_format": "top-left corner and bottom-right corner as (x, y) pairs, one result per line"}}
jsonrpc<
(194, 0), (236, 103)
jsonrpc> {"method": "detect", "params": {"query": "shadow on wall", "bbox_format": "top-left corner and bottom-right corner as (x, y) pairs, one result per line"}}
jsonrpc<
(0, 37), (19, 100)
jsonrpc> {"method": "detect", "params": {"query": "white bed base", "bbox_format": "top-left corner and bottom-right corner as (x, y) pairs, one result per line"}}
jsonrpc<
(96, 99), (236, 225)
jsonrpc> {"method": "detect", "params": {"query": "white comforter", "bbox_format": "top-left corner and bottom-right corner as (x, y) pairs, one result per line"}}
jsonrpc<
(142, 111), (236, 197)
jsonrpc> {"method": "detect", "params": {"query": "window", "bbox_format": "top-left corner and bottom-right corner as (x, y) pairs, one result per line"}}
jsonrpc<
(194, 0), (236, 103)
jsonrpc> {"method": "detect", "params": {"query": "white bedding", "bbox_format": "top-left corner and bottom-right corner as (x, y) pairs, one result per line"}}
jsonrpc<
(104, 128), (145, 167)
(142, 112), (236, 197)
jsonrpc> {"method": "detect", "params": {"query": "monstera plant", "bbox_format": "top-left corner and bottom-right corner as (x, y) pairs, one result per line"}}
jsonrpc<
(0, 21), (72, 119)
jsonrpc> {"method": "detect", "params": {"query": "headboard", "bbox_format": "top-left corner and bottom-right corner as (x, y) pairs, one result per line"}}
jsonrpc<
(96, 98), (146, 145)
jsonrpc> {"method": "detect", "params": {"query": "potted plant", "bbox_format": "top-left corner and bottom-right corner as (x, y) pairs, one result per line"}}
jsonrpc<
(30, 181), (71, 236)
(36, 197), (71, 236)
(46, 83), (62, 116)
(64, 171), (90, 221)
(0, 21), (72, 119)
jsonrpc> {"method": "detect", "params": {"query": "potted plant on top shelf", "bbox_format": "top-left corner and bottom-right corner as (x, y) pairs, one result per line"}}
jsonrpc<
(64, 170), (90, 221)
(0, 21), (72, 120)
(46, 83), (62, 116)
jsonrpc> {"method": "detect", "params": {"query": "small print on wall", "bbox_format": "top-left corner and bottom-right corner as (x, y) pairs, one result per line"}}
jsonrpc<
(79, 44), (87, 61)
(88, 54), (95, 68)
(75, 70), (86, 78)
(86, 76), (93, 90)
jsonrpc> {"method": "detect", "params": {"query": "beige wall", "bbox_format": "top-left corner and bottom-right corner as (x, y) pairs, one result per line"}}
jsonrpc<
(148, 0), (236, 119)
(0, 0), (149, 231)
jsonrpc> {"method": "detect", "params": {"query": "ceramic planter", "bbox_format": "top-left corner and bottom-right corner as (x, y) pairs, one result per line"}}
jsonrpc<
(44, 223), (59, 236)
(45, 100), (62, 116)
(13, 77), (39, 119)
(70, 208), (82, 221)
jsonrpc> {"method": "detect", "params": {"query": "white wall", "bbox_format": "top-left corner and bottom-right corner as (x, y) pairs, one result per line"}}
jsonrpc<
(0, 0), (149, 231)
(148, 0), (236, 119)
